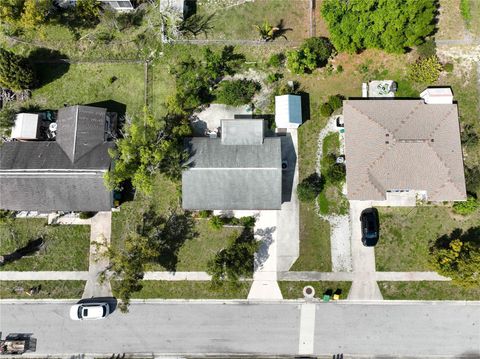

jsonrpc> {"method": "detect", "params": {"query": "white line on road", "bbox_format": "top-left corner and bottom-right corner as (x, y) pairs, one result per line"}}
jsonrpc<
(298, 303), (316, 355)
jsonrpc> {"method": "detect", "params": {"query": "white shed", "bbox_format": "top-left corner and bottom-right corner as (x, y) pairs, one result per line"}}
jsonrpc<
(275, 95), (302, 129)
(420, 88), (453, 104)
(11, 113), (39, 140)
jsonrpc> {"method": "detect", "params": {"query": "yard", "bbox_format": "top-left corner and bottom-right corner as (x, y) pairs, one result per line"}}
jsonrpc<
(195, 0), (310, 41)
(278, 281), (351, 300)
(112, 281), (251, 299)
(0, 281), (86, 299)
(0, 219), (90, 271)
(378, 281), (480, 301)
(375, 206), (480, 272)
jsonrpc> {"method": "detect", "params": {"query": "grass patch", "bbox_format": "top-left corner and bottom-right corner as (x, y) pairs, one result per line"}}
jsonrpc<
(436, 0), (468, 40)
(196, 0), (309, 41)
(0, 219), (90, 271)
(112, 280), (251, 299)
(278, 281), (351, 299)
(0, 281), (85, 299)
(460, 0), (472, 29)
(291, 202), (331, 271)
(31, 63), (147, 116)
(378, 281), (480, 300)
(375, 206), (480, 272)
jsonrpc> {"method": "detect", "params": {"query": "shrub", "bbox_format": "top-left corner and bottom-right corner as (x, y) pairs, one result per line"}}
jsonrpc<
(267, 53), (285, 67)
(74, 0), (101, 27)
(286, 37), (334, 74)
(443, 63), (454, 73)
(327, 94), (344, 111)
(323, 153), (345, 183)
(417, 39), (436, 58)
(0, 105), (16, 137)
(320, 103), (333, 117)
(198, 210), (212, 218)
(0, 48), (36, 90)
(452, 197), (479, 215)
(79, 211), (96, 219)
(336, 65), (343, 73)
(407, 56), (442, 84)
(297, 173), (324, 202)
(461, 124), (479, 148)
(266, 72), (283, 83)
(209, 215), (224, 230)
(20, 0), (52, 28)
(215, 79), (260, 106)
(465, 166), (480, 198)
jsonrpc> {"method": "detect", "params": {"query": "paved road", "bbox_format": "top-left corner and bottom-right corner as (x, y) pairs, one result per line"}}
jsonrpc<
(1, 301), (479, 357)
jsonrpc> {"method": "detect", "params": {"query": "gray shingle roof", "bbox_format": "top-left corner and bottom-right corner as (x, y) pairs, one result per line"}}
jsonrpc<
(0, 105), (113, 211)
(343, 100), (467, 201)
(182, 136), (282, 210)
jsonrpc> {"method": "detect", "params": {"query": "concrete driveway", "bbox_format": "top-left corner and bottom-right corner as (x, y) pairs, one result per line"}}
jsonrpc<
(190, 104), (251, 136)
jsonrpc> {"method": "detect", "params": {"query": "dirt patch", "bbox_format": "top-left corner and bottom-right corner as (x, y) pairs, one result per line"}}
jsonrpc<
(436, 0), (469, 40)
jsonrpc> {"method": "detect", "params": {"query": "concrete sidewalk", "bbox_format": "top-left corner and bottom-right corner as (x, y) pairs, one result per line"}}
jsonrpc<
(0, 271), (89, 280)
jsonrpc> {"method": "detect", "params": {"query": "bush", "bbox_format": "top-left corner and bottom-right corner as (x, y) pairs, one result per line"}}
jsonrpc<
(79, 211), (96, 219)
(323, 153), (345, 184)
(465, 166), (480, 198)
(198, 210), (212, 218)
(239, 216), (256, 228)
(417, 39), (436, 58)
(408, 56), (442, 84)
(461, 124), (479, 148)
(0, 105), (16, 137)
(452, 197), (479, 215)
(266, 72), (283, 83)
(286, 37), (334, 74)
(327, 94), (344, 111)
(444, 63), (454, 73)
(209, 216), (224, 230)
(267, 53), (285, 67)
(215, 79), (260, 106)
(336, 65), (343, 73)
(320, 103), (333, 117)
(0, 48), (36, 90)
(297, 173), (324, 202)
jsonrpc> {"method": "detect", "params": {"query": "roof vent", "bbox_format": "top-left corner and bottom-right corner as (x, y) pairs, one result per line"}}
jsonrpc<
(385, 141), (389, 144)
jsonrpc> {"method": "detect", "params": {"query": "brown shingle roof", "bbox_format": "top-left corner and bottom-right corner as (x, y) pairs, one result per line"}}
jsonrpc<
(343, 100), (466, 201)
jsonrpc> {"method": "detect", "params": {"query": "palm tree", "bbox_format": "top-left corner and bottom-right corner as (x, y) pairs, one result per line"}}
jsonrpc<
(254, 19), (292, 42)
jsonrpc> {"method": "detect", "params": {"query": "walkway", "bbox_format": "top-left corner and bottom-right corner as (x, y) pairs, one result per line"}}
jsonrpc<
(82, 211), (112, 298)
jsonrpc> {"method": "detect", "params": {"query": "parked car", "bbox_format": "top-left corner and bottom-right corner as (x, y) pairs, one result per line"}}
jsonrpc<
(360, 208), (379, 246)
(70, 303), (110, 321)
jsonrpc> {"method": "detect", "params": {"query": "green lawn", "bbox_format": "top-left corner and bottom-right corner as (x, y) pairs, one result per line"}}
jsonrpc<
(375, 206), (480, 272)
(0, 219), (90, 271)
(196, 0), (309, 41)
(112, 280), (251, 299)
(111, 175), (242, 272)
(378, 281), (480, 301)
(31, 63), (147, 117)
(279, 281), (352, 300)
(0, 281), (86, 299)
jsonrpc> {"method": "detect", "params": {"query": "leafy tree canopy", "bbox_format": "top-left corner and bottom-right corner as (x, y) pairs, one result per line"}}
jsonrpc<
(215, 79), (260, 106)
(20, 0), (52, 28)
(321, 0), (436, 53)
(0, 0), (25, 24)
(0, 48), (36, 91)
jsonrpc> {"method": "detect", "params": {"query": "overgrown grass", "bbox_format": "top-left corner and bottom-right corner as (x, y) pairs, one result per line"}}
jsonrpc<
(112, 280), (251, 299)
(435, 0), (468, 40)
(0, 219), (90, 271)
(378, 281), (480, 300)
(0, 281), (85, 299)
(460, 0), (472, 29)
(278, 281), (351, 299)
(196, 0), (309, 41)
(375, 206), (480, 272)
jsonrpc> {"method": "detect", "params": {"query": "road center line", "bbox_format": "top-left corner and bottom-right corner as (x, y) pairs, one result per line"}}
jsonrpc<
(298, 303), (316, 355)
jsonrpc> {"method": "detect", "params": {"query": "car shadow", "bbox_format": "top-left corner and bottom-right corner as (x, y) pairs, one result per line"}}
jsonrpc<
(76, 297), (118, 314)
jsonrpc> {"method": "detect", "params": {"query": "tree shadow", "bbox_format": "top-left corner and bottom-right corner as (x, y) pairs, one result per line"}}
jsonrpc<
(273, 19), (293, 41)
(76, 297), (118, 314)
(27, 48), (70, 88)
(0, 238), (45, 266)
(431, 227), (480, 252)
(253, 226), (276, 270)
(87, 100), (127, 118)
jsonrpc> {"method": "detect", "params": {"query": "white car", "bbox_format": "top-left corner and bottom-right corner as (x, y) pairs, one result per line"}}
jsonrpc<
(70, 303), (110, 320)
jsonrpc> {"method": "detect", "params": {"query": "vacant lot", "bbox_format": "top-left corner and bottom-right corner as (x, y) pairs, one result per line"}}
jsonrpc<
(196, 0), (309, 41)
(112, 281), (251, 299)
(0, 219), (90, 271)
(0, 281), (86, 299)
(279, 281), (351, 300)
(379, 281), (480, 301)
(375, 206), (480, 272)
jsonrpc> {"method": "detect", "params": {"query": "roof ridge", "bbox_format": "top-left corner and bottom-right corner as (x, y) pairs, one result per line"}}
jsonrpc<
(392, 101), (422, 136)
(348, 103), (393, 137)
(428, 106), (455, 139)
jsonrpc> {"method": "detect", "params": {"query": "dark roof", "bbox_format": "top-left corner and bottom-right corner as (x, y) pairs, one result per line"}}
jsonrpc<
(0, 105), (113, 212)
(182, 136), (282, 210)
(0, 172), (112, 211)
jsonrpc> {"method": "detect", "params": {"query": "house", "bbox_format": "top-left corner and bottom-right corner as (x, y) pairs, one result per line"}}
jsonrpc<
(343, 98), (467, 202)
(0, 105), (114, 212)
(182, 118), (282, 210)
(55, 0), (134, 12)
(274, 95), (302, 129)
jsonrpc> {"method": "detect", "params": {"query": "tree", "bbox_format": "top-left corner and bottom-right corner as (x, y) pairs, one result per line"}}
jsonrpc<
(20, 0), (52, 28)
(215, 79), (260, 106)
(297, 173), (324, 202)
(74, 0), (101, 27)
(0, 105), (16, 137)
(0, 48), (36, 91)
(0, 0), (25, 24)
(408, 56), (442, 84)
(254, 19), (291, 42)
(321, 0), (436, 53)
(322, 153), (345, 183)
(327, 94), (344, 111)
(207, 228), (259, 287)
(286, 37), (334, 74)
(430, 228), (480, 287)
(178, 13), (214, 38)
(320, 103), (333, 117)
(105, 109), (190, 194)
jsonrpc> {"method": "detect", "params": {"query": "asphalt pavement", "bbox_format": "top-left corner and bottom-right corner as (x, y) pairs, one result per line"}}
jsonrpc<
(1, 300), (479, 357)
